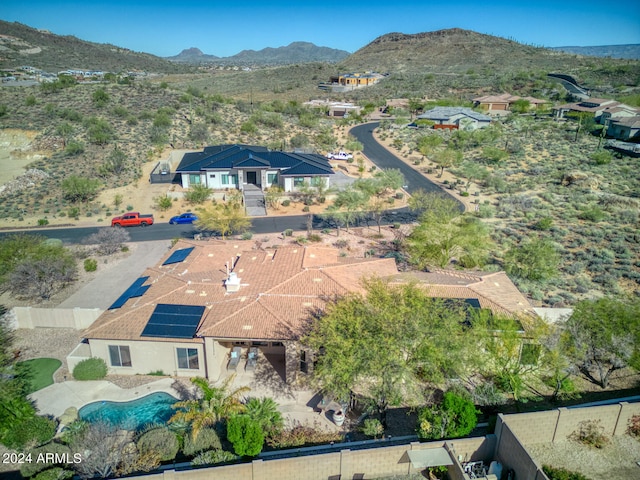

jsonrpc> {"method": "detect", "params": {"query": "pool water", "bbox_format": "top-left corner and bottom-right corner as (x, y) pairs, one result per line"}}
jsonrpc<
(79, 392), (179, 431)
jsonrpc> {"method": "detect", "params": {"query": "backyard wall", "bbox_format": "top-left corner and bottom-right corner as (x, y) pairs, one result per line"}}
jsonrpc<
(12, 307), (102, 330)
(142, 437), (496, 480)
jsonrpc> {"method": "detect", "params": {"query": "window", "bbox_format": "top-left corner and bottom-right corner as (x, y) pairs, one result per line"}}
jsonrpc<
(267, 173), (278, 184)
(221, 174), (238, 185)
(293, 177), (305, 187)
(177, 348), (199, 369)
(189, 174), (201, 185)
(108, 345), (132, 367)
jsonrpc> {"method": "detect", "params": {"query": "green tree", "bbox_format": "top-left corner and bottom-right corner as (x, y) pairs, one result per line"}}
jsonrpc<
(304, 279), (471, 427)
(407, 194), (491, 269)
(432, 148), (462, 177)
(100, 146), (127, 176)
(61, 176), (101, 203)
(195, 201), (251, 240)
(169, 376), (249, 441)
(327, 189), (369, 233)
(511, 99), (531, 114)
(189, 122), (210, 146)
(562, 297), (640, 388)
(226, 414), (264, 457)
(481, 146), (509, 164)
(504, 238), (560, 281)
(417, 391), (478, 440)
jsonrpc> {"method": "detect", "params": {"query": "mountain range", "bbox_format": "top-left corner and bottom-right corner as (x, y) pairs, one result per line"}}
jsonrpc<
(166, 42), (350, 65)
(551, 44), (640, 60)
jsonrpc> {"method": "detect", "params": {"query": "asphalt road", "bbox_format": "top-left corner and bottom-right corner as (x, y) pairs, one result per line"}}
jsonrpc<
(350, 122), (464, 209)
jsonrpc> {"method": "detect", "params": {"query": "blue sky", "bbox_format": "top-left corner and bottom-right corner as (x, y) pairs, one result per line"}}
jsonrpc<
(2, 0), (640, 57)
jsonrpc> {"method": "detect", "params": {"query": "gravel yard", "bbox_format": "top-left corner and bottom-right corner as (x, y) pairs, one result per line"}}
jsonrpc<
(527, 436), (640, 480)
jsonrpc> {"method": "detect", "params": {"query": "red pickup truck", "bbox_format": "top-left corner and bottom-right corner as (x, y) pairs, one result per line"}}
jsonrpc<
(111, 212), (154, 227)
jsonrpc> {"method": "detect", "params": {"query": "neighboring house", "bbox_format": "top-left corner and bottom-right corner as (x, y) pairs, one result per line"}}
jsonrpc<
(472, 93), (548, 113)
(551, 98), (638, 123)
(303, 99), (362, 117)
(175, 144), (334, 192)
(73, 241), (536, 385)
(330, 72), (384, 87)
(606, 115), (640, 141)
(417, 107), (492, 130)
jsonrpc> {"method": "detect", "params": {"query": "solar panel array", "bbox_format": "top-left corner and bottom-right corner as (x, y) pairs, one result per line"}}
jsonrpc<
(162, 247), (195, 266)
(109, 276), (150, 310)
(141, 304), (205, 339)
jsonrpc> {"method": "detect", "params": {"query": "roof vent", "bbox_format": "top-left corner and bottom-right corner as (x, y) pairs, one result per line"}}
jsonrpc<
(225, 272), (241, 293)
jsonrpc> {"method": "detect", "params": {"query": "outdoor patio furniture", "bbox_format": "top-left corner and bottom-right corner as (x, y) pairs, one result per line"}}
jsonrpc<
(245, 347), (258, 371)
(227, 346), (241, 371)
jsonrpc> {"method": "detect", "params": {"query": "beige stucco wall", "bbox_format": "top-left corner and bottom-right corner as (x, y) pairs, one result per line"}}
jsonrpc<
(88, 338), (206, 377)
(12, 307), (102, 329)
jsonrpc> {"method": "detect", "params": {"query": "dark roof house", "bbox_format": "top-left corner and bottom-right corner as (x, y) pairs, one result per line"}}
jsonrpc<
(175, 144), (334, 192)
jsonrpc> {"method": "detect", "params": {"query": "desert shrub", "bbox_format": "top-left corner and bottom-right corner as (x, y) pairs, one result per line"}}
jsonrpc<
(64, 141), (85, 156)
(591, 150), (612, 165)
(61, 176), (101, 203)
(226, 415), (264, 457)
(84, 227), (130, 255)
(361, 418), (384, 438)
(72, 357), (107, 381)
(628, 415), (640, 438)
(281, 199), (291, 207)
(579, 206), (606, 222)
(182, 427), (221, 457)
(154, 194), (173, 211)
(570, 420), (609, 448)
(83, 258), (97, 272)
(241, 231), (253, 240)
(0, 104), (8, 117)
(417, 392), (479, 440)
(20, 443), (72, 478)
(38, 218), (49, 226)
(32, 467), (74, 480)
(191, 449), (238, 466)
(267, 420), (342, 449)
(3, 416), (57, 450)
(307, 233), (322, 242)
(543, 465), (590, 480)
(85, 117), (114, 145)
(137, 427), (179, 461)
(283, 228), (293, 236)
(184, 184), (212, 204)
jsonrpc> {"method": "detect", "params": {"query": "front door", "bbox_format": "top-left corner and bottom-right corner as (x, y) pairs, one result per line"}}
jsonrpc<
(246, 171), (257, 185)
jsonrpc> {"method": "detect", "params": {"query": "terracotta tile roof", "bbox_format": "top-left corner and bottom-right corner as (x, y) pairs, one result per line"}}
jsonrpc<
(389, 268), (535, 323)
(84, 243), (397, 343)
(84, 241), (535, 343)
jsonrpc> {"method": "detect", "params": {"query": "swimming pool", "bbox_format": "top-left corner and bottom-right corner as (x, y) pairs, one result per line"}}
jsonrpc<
(78, 392), (179, 431)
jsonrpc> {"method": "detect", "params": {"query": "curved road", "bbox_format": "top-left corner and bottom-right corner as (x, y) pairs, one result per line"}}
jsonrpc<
(350, 122), (464, 208)
(1, 123), (452, 244)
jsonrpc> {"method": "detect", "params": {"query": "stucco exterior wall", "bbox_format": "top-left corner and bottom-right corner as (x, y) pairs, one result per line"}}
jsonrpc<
(88, 338), (206, 377)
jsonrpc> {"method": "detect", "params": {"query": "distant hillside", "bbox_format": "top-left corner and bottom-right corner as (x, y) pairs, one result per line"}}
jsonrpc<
(339, 28), (628, 74)
(551, 44), (640, 60)
(166, 47), (219, 63)
(167, 41), (350, 66)
(0, 21), (191, 73)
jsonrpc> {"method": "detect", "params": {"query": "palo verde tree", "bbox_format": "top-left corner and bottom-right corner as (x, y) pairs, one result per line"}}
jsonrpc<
(304, 279), (472, 428)
(407, 192), (492, 269)
(61, 175), (101, 203)
(194, 197), (251, 240)
(504, 237), (560, 282)
(561, 297), (640, 388)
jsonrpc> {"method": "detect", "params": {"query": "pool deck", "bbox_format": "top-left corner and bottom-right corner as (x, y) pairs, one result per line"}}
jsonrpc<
(30, 377), (339, 432)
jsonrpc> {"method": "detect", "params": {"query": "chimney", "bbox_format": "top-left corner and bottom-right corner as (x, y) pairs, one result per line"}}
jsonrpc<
(225, 272), (241, 293)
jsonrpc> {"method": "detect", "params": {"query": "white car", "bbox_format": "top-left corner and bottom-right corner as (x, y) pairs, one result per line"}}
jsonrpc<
(326, 151), (353, 160)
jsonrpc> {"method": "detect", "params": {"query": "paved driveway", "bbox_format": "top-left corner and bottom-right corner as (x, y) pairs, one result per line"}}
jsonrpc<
(350, 122), (464, 210)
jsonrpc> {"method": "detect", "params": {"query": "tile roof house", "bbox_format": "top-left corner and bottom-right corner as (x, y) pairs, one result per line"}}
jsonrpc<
(72, 241), (537, 385)
(472, 93), (549, 113)
(552, 98), (640, 122)
(175, 144), (334, 192)
(417, 107), (492, 130)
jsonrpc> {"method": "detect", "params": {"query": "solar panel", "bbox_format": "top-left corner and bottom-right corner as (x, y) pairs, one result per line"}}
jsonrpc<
(109, 276), (150, 310)
(162, 247), (195, 266)
(141, 303), (205, 339)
